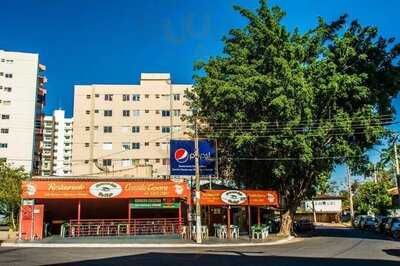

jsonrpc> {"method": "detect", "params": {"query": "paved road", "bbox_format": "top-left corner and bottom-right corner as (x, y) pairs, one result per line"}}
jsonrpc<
(0, 226), (399, 266)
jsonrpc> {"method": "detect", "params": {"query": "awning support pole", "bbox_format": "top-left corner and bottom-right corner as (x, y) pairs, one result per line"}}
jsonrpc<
(227, 206), (231, 239)
(257, 207), (261, 225)
(128, 200), (131, 235)
(77, 200), (81, 237)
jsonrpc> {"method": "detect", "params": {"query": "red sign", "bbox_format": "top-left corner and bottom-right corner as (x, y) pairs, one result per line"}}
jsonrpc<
(200, 190), (279, 207)
(21, 180), (190, 199)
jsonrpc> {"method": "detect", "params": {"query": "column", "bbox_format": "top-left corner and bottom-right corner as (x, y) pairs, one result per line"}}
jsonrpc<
(227, 206), (231, 239)
(77, 200), (81, 237)
(128, 200), (131, 235)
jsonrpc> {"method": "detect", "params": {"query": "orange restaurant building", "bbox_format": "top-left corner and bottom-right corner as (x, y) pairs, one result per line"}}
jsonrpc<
(19, 177), (280, 240)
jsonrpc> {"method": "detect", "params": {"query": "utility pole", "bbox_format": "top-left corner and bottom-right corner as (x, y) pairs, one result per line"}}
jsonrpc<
(347, 166), (354, 221)
(394, 135), (400, 207)
(194, 118), (202, 243)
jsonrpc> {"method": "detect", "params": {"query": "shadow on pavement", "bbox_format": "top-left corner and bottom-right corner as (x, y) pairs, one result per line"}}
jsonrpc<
(383, 249), (400, 257)
(45, 252), (400, 266)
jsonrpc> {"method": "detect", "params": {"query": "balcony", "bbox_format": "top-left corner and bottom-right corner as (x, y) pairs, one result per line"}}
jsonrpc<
(38, 64), (46, 72)
(38, 76), (48, 85)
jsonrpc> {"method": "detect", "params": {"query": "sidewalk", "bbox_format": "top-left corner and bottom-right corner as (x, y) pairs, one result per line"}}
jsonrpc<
(1, 234), (296, 248)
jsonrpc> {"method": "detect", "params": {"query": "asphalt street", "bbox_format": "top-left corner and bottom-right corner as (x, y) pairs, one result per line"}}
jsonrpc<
(0, 225), (399, 266)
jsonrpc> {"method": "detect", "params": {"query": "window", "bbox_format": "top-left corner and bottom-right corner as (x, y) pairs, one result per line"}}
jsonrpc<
(104, 94), (113, 101)
(102, 142), (112, 150)
(3, 100), (11, 105)
(144, 142), (149, 146)
(162, 110), (170, 117)
(132, 142), (140, 149)
(1, 114), (9, 119)
(144, 159), (149, 163)
(84, 143), (90, 147)
(155, 159), (160, 163)
(145, 109), (149, 113)
(95, 94), (100, 98)
(94, 126), (99, 130)
(122, 110), (130, 117)
(132, 94), (140, 101)
(0, 128), (8, 134)
(86, 94), (91, 99)
(132, 126), (140, 133)
(84, 160), (89, 164)
(145, 94), (149, 99)
(85, 126), (90, 131)
(161, 94), (170, 100)
(4, 87), (11, 92)
(162, 159), (169, 165)
(155, 94), (160, 99)
(155, 126), (160, 130)
(104, 110), (112, 116)
(173, 94), (180, 101)
(103, 126), (112, 133)
(162, 126), (171, 133)
(155, 142), (160, 147)
(121, 159), (132, 167)
(173, 109), (181, 116)
(132, 110), (140, 116)
(122, 142), (130, 150)
(172, 125), (181, 132)
(85, 110), (90, 115)
(121, 126), (129, 133)
(145, 126), (149, 130)
(155, 110), (160, 114)
(103, 159), (112, 166)
(133, 159), (140, 166)
(5, 73), (12, 78)
(122, 94), (130, 101)
(94, 109), (99, 114)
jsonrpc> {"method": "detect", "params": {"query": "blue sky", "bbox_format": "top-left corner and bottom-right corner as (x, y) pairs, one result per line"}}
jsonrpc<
(1, 0), (400, 185)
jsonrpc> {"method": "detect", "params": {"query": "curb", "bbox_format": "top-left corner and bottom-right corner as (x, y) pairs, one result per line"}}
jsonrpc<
(0, 236), (296, 248)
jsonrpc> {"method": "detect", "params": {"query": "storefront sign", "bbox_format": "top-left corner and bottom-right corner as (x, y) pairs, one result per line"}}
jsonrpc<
(22, 199), (34, 206)
(200, 190), (279, 207)
(130, 201), (180, 209)
(221, 190), (247, 205)
(89, 182), (122, 198)
(21, 180), (190, 199)
(170, 139), (216, 176)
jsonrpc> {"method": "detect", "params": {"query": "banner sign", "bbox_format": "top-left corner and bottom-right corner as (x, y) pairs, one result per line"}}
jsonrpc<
(129, 199), (180, 209)
(200, 190), (279, 207)
(21, 180), (190, 199)
(170, 139), (216, 176)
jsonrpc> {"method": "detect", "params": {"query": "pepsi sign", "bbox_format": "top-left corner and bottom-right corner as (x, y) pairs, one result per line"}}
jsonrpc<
(170, 140), (216, 176)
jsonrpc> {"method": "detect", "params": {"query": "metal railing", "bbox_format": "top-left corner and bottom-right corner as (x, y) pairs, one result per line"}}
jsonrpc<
(66, 218), (182, 237)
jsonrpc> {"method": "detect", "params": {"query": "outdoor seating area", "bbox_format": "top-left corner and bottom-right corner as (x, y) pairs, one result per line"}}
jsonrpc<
(251, 224), (269, 240)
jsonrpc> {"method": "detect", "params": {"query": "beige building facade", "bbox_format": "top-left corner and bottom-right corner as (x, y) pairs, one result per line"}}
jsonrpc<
(71, 73), (192, 178)
(0, 50), (47, 174)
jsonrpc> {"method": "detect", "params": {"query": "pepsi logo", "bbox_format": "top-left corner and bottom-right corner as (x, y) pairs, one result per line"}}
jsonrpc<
(175, 148), (189, 163)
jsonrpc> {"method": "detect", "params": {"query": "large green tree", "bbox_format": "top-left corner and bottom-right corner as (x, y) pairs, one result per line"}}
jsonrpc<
(187, 0), (400, 235)
(354, 179), (393, 215)
(0, 161), (29, 230)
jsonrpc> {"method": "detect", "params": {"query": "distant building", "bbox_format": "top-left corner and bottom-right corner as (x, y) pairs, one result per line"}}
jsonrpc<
(0, 50), (47, 174)
(388, 187), (399, 208)
(296, 195), (343, 223)
(71, 73), (192, 178)
(41, 110), (73, 176)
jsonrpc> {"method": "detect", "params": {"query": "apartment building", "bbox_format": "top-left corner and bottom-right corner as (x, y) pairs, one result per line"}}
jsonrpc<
(41, 109), (73, 176)
(71, 73), (191, 178)
(0, 50), (47, 174)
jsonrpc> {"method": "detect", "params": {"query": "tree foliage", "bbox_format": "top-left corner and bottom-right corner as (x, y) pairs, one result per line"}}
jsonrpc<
(353, 179), (393, 215)
(187, 0), (400, 235)
(0, 161), (29, 230)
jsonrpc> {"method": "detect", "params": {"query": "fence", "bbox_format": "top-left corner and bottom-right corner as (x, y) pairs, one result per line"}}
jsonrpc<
(66, 218), (182, 237)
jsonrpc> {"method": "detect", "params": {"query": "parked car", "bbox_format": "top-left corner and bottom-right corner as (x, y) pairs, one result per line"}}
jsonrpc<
(391, 218), (400, 240)
(384, 217), (400, 235)
(353, 215), (367, 228)
(360, 216), (377, 230)
(375, 216), (389, 233)
(294, 219), (315, 233)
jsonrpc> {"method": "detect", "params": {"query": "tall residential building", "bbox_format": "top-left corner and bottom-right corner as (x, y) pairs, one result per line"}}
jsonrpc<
(72, 73), (192, 178)
(41, 109), (73, 176)
(0, 50), (47, 174)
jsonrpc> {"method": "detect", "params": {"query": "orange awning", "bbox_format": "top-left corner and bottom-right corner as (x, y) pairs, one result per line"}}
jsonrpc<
(200, 189), (279, 207)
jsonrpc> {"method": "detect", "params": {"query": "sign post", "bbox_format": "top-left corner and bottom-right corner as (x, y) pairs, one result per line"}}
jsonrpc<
(194, 119), (202, 244)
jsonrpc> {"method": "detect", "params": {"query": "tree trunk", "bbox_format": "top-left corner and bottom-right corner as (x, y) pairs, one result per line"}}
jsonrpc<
(279, 209), (294, 236)
(11, 207), (16, 231)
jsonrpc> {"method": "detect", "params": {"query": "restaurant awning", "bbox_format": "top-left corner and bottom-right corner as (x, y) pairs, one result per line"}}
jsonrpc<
(200, 189), (279, 207)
